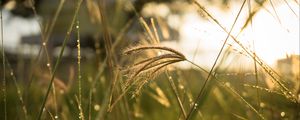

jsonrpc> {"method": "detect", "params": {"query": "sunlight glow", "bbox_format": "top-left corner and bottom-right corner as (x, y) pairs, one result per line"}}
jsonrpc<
(159, 1), (299, 70)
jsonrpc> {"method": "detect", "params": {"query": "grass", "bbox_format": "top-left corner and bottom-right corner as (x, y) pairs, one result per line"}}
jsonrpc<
(1, 0), (299, 119)
(1, 3), (7, 120)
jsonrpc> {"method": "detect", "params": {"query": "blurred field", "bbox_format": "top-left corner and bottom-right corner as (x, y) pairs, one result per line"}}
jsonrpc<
(0, 0), (299, 120)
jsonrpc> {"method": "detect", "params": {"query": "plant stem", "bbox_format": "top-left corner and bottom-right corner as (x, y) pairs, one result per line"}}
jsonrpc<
(1, 3), (7, 120)
(36, 0), (83, 119)
(165, 71), (187, 119)
(186, 1), (246, 119)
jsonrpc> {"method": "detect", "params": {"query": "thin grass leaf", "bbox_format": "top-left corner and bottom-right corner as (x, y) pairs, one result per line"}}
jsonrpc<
(124, 45), (186, 59)
(0, 5), (7, 120)
(165, 71), (187, 119)
(186, 1), (247, 119)
(37, 0), (83, 119)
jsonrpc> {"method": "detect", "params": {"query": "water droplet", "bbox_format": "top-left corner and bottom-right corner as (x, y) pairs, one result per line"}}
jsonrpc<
(59, 90), (64, 94)
(54, 116), (58, 119)
(94, 104), (100, 111)
(259, 102), (265, 108)
(280, 112), (285, 117)
(178, 84), (184, 89)
(42, 42), (46, 46)
(225, 82), (230, 87)
(283, 92), (287, 95)
(194, 103), (198, 109)
(168, 76), (172, 79)
(157, 51), (162, 56)
(10, 72), (13, 76)
(47, 63), (50, 67)
(76, 25), (79, 29)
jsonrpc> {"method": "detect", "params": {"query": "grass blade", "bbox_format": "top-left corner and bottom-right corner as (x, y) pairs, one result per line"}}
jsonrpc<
(186, 1), (247, 119)
(36, 0), (83, 119)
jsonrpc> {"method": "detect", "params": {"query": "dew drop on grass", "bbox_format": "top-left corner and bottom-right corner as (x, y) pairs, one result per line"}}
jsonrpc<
(225, 82), (230, 87)
(42, 42), (46, 46)
(157, 51), (163, 56)
(194, 103), (198, 110)
(259, 102), (265, 108)
(47, 63), (50, 67)
(76, 25), (79, 29)
(54, 116), (58, 119)
(189, 98), (193, 103)
(10, 72), (13, 76)
(59, 90), (64, 94)
(178, 84), (184, 89)
(88, 77), (92, 83)
(94, 104), (100, 111)
(280, 112), (285, 117)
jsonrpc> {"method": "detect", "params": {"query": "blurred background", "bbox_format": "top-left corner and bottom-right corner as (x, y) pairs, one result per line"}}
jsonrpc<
(0, 0), (299, 119)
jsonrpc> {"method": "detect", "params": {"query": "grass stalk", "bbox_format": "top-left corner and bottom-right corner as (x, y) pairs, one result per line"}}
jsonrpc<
(95, 0), (117, 119)
(247, 0), (261, 112)
(186, 1), (247, 119)
(76, 18), (84, 120)
(268, 0), (282, 25)
(25, 1), (66, 115)
(165, 71), (187, 119)
(4, 58), (28, 119)
(36, 0), (83, 119)
(220, 82), (265, 120)
(0, 4), (7, 120)
(282, 0), (298, 17)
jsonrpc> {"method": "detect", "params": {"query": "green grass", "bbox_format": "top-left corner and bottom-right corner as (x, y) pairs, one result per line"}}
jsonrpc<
(1, 0), (299, 120)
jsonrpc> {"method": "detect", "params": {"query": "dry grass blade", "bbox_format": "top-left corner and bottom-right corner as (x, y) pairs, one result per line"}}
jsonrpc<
(283, 0), (299, 18)
(247, 0), (261, 113)
(132, 54), (183, 66)
(124, 54), (184, 89)
(150, 18), (160, 43)
(108, 45), (186, 112)
(95, 0), (118, 119)
(139, 17), (156, 42)
(124, 45), (186, 59)
(86, 0), (101, 24)
(232, 113), (249, 120)
(268, 0), (282, 25)
(241, 9), (259, 31)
